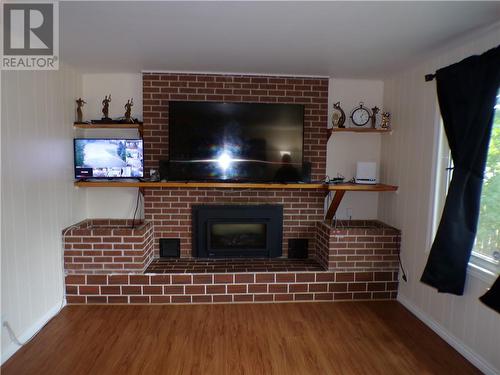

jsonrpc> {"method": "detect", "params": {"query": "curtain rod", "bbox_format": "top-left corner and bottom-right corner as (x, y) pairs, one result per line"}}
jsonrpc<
(425, 73), (436, 82)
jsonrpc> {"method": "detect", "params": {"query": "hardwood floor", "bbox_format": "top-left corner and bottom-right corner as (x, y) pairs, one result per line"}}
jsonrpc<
(2, 302), (480, 375)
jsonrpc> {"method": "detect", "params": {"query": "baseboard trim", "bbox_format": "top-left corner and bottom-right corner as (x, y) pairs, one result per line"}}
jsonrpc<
(398, 295), (499, 375)
(1, 302), (64, 365)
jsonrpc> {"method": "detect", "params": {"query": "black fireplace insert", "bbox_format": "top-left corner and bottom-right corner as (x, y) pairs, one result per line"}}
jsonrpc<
(192, 205), (283, 258)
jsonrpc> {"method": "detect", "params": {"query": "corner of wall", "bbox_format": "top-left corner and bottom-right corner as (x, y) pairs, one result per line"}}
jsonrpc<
(1, 63), (87, 364)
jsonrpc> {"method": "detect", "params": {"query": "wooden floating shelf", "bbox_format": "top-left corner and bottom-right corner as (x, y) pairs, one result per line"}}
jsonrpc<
(327, 127), (391, 140)
(74, 181), (397, 220)
(73, 181), (397, 191)
(331, 128), (391, 133)
(73, 123), (144, 137)
(325, 183), (397, 192)
(75, 181), (324, 189)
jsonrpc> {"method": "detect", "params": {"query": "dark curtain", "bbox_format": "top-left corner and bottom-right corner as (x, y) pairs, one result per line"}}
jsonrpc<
(421, 45), (500, 296)
(480, 277), (500, 313)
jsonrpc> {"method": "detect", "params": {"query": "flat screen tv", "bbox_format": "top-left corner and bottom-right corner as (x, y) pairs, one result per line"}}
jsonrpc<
(168, 101), (304, 182)
(74, 139), (144, 179)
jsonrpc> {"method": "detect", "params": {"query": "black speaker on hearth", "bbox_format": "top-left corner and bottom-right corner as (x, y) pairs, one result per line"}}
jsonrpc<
(159, 238), (180, 258)
(288, 239), (308, 259)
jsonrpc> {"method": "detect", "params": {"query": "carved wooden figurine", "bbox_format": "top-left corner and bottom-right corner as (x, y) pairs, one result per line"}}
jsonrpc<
(381, 112), (391, 129)
(76, 98), (86, 123)
(371, 106), (380, 128)
(332, 102), (346, 128)
(102, 94), (112, 120)
(124, 98), (134, 123)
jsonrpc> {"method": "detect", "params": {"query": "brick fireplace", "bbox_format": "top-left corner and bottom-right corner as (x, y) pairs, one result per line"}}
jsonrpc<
(63, 72), (402, 304)
(142, 72), (328, 258)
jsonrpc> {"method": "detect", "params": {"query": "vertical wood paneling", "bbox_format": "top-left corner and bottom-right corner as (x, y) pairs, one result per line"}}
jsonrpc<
(1, 66), (87, 362)
(380, 25), (500, 374)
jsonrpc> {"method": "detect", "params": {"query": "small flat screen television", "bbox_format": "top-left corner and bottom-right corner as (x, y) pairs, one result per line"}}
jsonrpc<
(74, 139), (143, 179)
(168, 101), (304, 182)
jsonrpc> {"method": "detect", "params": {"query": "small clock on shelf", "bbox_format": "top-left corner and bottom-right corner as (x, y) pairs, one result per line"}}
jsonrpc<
(349, 102), (372, 127)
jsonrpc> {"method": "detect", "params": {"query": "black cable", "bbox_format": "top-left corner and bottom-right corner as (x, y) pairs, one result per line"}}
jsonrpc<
(398, 252), (408, 282)
(131, 188), (142, 229)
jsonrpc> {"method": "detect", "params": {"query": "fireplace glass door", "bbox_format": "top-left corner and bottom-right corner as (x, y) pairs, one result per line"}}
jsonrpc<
(209, 222), (267, 253)
(192, 205), (283, 258)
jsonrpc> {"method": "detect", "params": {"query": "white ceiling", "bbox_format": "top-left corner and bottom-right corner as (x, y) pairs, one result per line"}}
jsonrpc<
(60, 1), (500, 78)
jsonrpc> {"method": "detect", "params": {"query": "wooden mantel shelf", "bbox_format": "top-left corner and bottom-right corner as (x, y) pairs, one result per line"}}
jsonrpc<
(75, 181), (327, 189)
(74, 181), (396, 191)
(74, 181), (397, 219)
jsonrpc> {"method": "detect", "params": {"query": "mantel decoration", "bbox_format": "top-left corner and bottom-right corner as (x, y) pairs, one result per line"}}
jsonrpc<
(84, 96), (142, 125)
(331, 102), (346, 128)
(349, 102), (372, 127)
(381, 112), (391, 129)
(371, 106), (380, 129)
(101, 94), (112, 121)
(124, 98), (134, 123)
(75, 98), (86, 123)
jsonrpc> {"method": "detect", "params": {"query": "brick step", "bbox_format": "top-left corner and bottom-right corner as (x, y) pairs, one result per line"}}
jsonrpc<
(65, 270), (399, 304)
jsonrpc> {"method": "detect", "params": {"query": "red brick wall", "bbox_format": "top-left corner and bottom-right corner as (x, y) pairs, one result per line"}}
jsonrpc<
(64, 219), (154, 274)
(144, 188), (325, 258)
(142, 73), (328, 181)
(142, 72), (328, 258)
(316, 220), (401, 271)
(65, 270), (398, 304)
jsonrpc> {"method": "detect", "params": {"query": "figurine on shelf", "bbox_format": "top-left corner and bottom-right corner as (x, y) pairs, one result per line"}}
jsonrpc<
(332, 102), (346, 128)
(124, 98), (134, 123)
(371, 106), (380, 129)
(381, 112), (391, 129)
(75, 98), (86, 123)
(101, 94), (112, 120)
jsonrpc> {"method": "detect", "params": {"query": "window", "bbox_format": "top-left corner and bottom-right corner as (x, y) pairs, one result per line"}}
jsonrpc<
(474, 93), (500, 270)
(432, 92), (500, 275)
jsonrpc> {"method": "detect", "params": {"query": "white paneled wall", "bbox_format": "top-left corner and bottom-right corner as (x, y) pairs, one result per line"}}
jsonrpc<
(81, 73), (143, 122)
(1, 66), (86, 363)
(326, 78), (384, 219)
(380, 24), (500, 374)
(81, 73), (143, 220)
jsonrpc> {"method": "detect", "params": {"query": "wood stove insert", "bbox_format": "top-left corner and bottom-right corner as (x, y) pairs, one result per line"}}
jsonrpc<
(192, 205), (283, 258)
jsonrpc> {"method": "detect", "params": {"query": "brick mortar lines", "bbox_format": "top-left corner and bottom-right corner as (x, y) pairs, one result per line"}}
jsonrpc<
(145, 188), (325, 258)
(65, 270), (399, 304)
(142, 72), (328, 182)
(142, 73), (328, 260)
(64, 220), (155, 274)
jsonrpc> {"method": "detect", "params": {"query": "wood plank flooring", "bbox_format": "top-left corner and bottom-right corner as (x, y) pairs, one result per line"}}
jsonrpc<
(2, 301), (480, 375)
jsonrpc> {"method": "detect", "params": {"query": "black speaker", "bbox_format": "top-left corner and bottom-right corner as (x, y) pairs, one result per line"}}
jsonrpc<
(301, 161), (312, 183)
(159, 238), (180, 258)
(159, 160), (170, 181)
(288, 239), (308, 259)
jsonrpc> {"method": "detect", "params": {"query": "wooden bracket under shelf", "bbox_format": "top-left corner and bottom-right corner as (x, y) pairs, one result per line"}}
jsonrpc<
(325, 190), (346, 221)
(323, 183), (397, 219)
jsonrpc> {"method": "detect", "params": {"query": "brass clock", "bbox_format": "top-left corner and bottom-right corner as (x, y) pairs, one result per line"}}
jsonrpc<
(349, 102), (372, 127)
